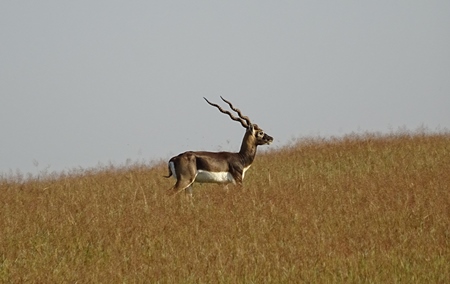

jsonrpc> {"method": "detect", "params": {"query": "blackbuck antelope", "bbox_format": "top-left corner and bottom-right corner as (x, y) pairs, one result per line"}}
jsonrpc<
(165, 96), (273, 196)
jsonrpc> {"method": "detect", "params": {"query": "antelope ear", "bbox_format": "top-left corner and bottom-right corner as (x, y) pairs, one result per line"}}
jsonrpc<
(247, 123), (255, 134)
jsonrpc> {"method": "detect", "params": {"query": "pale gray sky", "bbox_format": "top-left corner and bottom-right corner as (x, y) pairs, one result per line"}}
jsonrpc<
(1, 1), (449, 176)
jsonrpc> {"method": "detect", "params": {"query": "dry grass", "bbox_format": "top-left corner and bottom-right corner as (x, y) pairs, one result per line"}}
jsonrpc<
(1, 132), (449, 283)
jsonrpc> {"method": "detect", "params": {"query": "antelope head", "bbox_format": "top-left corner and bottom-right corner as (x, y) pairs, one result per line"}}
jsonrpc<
(203, 96), (273, 147)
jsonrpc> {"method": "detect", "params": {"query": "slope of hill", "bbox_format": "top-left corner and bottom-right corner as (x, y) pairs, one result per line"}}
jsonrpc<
(1, 133), (449, 282)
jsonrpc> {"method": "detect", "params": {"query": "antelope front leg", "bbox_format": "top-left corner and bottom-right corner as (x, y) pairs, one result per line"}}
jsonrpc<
(184, 185), (193, 200)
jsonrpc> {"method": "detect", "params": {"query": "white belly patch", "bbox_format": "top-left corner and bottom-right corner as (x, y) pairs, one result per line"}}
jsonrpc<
(169, 162), (252, 185)
(195, 170), (235, 184)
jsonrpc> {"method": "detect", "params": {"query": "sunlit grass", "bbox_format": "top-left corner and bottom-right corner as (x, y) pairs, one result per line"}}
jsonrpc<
(1, 132), (449, 282)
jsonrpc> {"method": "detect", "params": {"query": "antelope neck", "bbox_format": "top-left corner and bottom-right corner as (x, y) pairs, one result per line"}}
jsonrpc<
(238, 133), (257, 167)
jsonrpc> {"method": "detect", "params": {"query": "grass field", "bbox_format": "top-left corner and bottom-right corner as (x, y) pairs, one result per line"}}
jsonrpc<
(1, 132), (449, 283)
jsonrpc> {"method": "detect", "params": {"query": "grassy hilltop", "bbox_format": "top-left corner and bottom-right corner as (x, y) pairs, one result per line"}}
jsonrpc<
(1, 132), (449, 283)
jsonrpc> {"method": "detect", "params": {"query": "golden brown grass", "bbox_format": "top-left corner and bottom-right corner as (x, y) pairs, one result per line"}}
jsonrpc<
(1, 132), (449, 283)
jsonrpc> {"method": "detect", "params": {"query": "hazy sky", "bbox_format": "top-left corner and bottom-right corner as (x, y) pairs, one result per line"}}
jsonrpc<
(1, 1), (449, 176)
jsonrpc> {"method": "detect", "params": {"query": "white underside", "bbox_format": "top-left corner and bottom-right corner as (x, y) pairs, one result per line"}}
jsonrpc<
(195, 170), (235, 183)
(168, 162), (251, 185)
